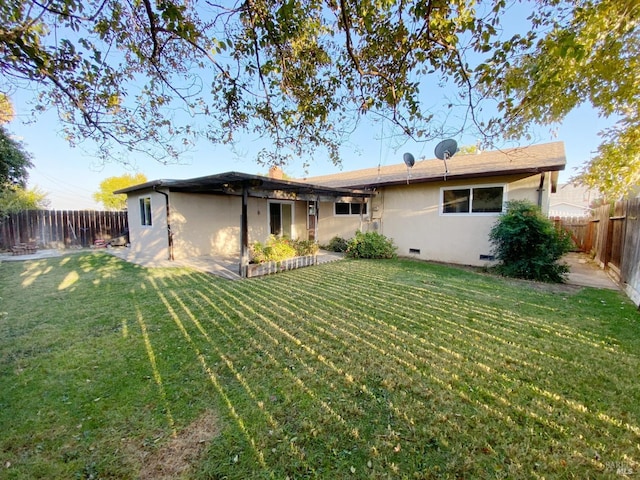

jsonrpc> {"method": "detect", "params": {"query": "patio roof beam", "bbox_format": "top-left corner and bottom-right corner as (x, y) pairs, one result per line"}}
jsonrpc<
(245, 190), (373, 202)
(166, 187), (373, 202)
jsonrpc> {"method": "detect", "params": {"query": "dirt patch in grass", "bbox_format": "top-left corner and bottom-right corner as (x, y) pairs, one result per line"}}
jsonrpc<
(135, 410), (220, 479)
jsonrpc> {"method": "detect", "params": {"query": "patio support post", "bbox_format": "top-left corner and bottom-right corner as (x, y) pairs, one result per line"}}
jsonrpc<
(240, 185), (249, 277)
(315, 196), (319, 242)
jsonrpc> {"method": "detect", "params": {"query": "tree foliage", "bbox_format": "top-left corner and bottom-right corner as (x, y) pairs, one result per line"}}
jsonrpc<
(489, 200), (573, 283)
(93, 173), (147, 210)
(0, 126), (32, 188)
(0, 185), (49, 215)
(575, 121), (640, 200)
(0, 0), (637, 192)
(457, 144), (479, 155)
(480, 0), (640, 199)
(0, 94), (14, 124)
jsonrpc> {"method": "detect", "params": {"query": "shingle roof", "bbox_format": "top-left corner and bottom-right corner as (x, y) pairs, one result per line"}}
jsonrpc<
(300, 141), (566, 189)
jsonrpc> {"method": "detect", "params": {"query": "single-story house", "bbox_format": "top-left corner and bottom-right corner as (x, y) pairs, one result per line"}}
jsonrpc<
(116, 141), (565, 274)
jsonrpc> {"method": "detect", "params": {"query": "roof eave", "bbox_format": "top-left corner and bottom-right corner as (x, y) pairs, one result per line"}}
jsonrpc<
(113, 180), (169, 195)
(338, 164), (566, 189)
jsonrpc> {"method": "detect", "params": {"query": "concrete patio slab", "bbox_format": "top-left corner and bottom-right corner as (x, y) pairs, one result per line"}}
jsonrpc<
(563, 252), (619, 290)
(0, 249), (65, 262)
(104, 247), (344, 280)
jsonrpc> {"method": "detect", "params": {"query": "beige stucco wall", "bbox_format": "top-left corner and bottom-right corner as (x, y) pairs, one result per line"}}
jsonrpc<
(294, 201), (308, 238)
(170, 193), (309, 259)
(316, 173), (552, 266)
(126, 189), (169, 261)
(170, 193), (242, 258)
(374, 174), (547, 266)
(316, 201), (368, 245)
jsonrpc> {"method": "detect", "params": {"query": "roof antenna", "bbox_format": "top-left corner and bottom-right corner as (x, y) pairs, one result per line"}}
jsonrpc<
(434, 139), (458, 180)
(403, 152), (415, 184)
(377, 122), (384, 183)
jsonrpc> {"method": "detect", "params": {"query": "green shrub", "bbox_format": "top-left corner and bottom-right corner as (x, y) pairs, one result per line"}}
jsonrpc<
(250, 236), (318, 263)
(489, 200), (573, 282)
(345, 231), (397, 259)
(293, 239), (319, 256)
(324, 236), (349, 253)
(251, 240), (267, 264)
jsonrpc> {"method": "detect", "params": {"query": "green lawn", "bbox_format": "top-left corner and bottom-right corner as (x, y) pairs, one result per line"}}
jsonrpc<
(0, 252), (639, 479)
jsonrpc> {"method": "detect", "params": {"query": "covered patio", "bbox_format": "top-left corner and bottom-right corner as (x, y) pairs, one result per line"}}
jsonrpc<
(115, 171), (371, 277)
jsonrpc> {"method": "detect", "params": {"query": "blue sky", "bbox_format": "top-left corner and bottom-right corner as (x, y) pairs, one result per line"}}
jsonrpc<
(9, 96), (613, 210)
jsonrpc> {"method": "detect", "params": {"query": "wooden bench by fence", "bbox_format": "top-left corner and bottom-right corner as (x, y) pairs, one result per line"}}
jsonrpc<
(10, 242), (38, 256)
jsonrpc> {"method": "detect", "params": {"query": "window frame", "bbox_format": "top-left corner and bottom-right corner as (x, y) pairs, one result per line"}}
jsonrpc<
(439, 184), (507, 216)
(334, 201), (368, 216)
(267, 200), (295, 238)
(139, 196), (153, 226)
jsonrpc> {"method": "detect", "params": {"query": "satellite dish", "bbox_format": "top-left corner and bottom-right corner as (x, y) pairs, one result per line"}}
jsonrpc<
(403, 152), (415, 168)
(434, 139), (457, 180)
(403, 152), (416, 184)
(434, 139), (458, 160)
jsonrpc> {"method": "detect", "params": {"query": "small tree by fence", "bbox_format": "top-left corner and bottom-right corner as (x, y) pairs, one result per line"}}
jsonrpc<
(555, 197), (640, 307)
(0, 210), (128, 250)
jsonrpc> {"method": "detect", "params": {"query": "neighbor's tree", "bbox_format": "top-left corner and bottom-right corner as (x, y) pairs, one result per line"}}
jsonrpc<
(1, 0), (637, 194)
(0, 185), (49, 215)
(489, 200), (573, 283)
(457, 144), (479, 155)
(0, 95), (45, 216)
(93, 173), (147, 210)
(0, 125), (32, 189)
(0, 95), (32, 191)
(0, 94), (14, 124)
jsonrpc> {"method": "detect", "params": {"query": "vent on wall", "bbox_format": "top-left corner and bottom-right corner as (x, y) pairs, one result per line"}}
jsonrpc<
(479, 254), (495, 261)
(409, 248), (421, 255)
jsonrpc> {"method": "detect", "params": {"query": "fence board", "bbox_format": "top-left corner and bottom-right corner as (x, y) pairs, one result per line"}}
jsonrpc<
(553, 216), (591, 251)
(608, 202), (627, 280)
(621, 200), (640, 306)
(591, 205), (610, 267)
(0, 210), (128, 250)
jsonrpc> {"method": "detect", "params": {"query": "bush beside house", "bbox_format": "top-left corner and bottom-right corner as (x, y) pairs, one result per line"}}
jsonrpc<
(324, 236), (349, 253)
(489, 200), (573, 282)
(346, 231), (397, 259)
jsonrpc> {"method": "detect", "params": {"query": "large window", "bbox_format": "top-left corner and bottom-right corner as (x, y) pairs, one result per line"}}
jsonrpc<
(335, 202), (367, 216)
(140, 197), (152, 226)
(441, 185), (504, 215)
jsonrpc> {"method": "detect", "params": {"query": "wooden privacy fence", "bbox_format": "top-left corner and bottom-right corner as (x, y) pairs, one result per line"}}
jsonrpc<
(554, 216), (594, 252)
(0, 210), (128, 250)
(555, 198), (640, 306)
